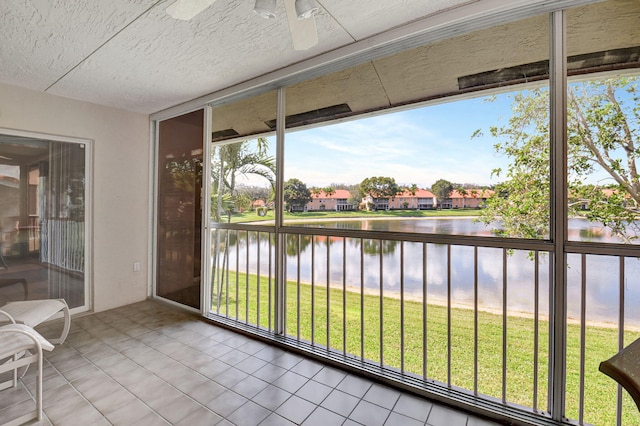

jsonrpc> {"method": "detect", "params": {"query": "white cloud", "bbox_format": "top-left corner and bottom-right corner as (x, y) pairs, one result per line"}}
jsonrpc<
(284, 110), (506, 188)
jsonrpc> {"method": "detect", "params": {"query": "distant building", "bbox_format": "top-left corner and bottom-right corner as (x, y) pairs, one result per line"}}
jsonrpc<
(362, 189), (437, 210)
(570, 188), (636, 211)
(445, 189), (494, 209)
(389, 189), (437, 209)
(306, 189), (355, 211)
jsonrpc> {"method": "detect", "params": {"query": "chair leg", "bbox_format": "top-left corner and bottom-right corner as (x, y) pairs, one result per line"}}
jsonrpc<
(12, 353), (18, 387)
(18, 350), (32, 379)
(36, 348), (43, 420)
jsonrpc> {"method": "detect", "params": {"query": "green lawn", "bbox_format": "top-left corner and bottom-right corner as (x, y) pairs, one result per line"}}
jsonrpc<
(224, 208), (482, 223)
(211, 271), (640, 426)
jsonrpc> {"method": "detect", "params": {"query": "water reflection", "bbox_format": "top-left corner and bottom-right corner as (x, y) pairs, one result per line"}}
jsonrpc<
(212, 218), (640, 327)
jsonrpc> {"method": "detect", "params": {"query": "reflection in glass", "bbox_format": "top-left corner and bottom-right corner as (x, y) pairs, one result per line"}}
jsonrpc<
(156, 110), (204, 309)
(0, 135), (86, 308)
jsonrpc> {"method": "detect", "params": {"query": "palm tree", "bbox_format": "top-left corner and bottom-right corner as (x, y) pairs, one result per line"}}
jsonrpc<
(212, 137), (275, 222)
(323, 186), (335, 197)
(212, 138), (275, 310)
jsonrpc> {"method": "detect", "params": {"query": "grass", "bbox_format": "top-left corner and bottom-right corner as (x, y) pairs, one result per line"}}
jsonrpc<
(226, 208), (482, 223)
(212, 270), (640, 426)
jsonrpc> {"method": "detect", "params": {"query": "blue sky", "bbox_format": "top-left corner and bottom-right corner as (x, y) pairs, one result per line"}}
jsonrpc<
(236, 80), (635, 190)
(283, 94), (515, 189)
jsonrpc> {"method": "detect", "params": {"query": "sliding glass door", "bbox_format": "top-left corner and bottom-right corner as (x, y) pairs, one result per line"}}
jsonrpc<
(0, 131), (89, 309)
(155, 109), (205, 310)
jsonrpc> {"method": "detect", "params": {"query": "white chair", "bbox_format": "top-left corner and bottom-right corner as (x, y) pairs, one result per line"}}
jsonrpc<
(0, 299), (70, 344)
(0, 322), (54, 425)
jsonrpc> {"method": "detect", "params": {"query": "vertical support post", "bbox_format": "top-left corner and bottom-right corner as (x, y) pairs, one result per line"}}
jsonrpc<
(549, 10), (568, 422)
(379, 239), (384, 367)
(446, 243), (452, 386)
(201, 105), (213, 316)
(343, 237), (347, 356)
(533, 251), (540, 411)
(423, 243), (428, 380)
(257, 232), (261, 327)
(473, 246), (479, 395)
(274, 87), (286, 335)
(400, 241), (405, 373)
(360, 238), (365, 360)
(617, 256), (625, 426)
(502, 248), (508, 404)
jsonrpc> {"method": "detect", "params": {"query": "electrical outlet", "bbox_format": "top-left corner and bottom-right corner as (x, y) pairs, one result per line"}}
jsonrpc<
(133, 261), (141, 272)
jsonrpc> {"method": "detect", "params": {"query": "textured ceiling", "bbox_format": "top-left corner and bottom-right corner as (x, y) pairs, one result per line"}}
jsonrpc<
(209, 0), (640, 139)
(0, 0), (473, 114)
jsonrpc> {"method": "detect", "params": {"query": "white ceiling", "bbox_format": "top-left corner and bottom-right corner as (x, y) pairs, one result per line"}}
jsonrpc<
(0, 0), (474, 114)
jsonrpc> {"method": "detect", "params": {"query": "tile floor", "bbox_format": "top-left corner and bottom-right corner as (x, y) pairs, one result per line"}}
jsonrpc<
(0, 300), (502, 425)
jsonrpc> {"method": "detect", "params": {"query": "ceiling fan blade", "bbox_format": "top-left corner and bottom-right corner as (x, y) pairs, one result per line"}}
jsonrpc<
(166, 0), (218, 20)
(284, 0), (318, 51)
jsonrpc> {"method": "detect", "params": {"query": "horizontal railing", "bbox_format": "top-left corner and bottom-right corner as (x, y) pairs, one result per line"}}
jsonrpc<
(208, 223), (640, 426)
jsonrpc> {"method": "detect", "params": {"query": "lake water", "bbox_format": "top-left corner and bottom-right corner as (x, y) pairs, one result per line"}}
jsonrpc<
(214, 217), (640, 327)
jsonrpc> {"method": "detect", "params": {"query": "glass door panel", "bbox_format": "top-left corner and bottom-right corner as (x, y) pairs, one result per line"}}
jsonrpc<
(0, 133), (87, 309)
(156, 109), (204, 309)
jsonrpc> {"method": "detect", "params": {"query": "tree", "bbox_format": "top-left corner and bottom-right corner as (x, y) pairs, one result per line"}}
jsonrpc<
(212, 138), (275, 222)
(235, 184), (271, 202)
(432, 179), (454, 209)
(360, 176), (399, 210)
(310, 186), (322, 197)
(284, 178), (312, 212)
(346, 184), (363, 209)
(360, 176), (399, 211)
(477, 77), (640, 242)
(323, 186), (335, 197)
(405, 183), (419, 196)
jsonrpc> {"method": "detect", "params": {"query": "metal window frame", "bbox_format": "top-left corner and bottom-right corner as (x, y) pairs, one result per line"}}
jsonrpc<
(148, 1), (633, 424)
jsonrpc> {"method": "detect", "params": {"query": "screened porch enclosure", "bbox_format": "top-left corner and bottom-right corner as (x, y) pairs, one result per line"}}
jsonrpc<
(153, 1), (640, 425)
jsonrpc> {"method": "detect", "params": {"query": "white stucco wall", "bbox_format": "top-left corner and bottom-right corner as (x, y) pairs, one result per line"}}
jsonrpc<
(0, 82), (150, 312)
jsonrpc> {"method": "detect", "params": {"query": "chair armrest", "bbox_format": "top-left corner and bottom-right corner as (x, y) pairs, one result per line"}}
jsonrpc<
(0, 309), (16, 323)
(600, 338), (640, 412)
(0, 324), (55, 354)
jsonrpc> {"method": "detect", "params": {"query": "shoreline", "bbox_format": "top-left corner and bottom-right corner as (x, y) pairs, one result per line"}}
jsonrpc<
(252, 215), (484, 225)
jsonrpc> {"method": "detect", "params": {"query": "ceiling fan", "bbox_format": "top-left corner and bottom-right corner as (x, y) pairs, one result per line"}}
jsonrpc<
(165, 0), (320, 50)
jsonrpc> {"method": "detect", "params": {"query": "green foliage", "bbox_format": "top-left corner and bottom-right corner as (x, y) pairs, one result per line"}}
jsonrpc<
(210, 192), (234, 222)
(360, 176), (399, 199)
(166, 156), (203, 195)
(212, 138), (275, 222)
(431, 179), (454, 207)
(478, 78), (640, 241)
(284, 178), (312, 212)
(404, 183), (419, 195)
(345, 184), (363, 207)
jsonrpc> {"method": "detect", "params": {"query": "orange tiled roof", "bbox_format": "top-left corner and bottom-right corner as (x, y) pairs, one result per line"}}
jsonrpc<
(395, 189), (435, 198)
(449, 189), (494, 199)
(311, 189), (351, 199)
